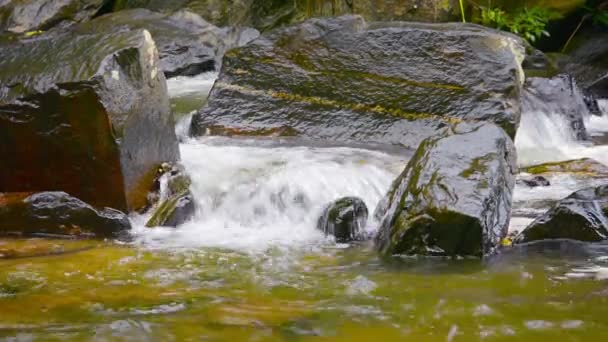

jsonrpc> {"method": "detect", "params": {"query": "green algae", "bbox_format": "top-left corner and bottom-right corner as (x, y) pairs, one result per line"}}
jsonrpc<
(1, 239), (608, 340)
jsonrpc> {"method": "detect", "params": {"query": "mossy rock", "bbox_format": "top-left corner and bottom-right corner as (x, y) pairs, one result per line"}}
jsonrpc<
(191, 16), (525, 148)
(145, 163), (195, 228)
(521, 158), (608, 178)
(111, 0), (461, 31)
(515, 185), (608, 243)
(0, 21), (179, 212)
(374, 122), (517, 258)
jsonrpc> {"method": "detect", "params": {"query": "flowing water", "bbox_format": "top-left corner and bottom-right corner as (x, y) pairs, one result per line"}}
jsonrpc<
(2, 77), (608, 341)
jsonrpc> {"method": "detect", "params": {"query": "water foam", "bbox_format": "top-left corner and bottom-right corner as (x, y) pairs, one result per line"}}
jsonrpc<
(166, 72), (218, 98)
(132, 137), (404, 252)
(515, 110), (608, 167)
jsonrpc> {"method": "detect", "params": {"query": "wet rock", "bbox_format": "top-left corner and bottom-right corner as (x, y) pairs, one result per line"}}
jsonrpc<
(191, 16), (525, 148)
(145, 163), (195, 227)
(515, 185), (608, 243)
(317, 197), (368, 242)
(0, 0), (104, 33)
(0, 23), (179, 212)
(517, 175), (551, 188)
(562, 28), (608, 99)
(521, 158), (608, 178)
(111, 0), (461, 30)
(201, 124), (299, 137)
(89, 9), (259, 78)
(522, 74), (590, 141)
(0, 192), (131, 238)
(374, 123), (517, 257)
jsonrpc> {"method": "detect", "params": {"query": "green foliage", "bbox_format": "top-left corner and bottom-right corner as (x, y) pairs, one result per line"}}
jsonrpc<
(459, 0), (466, 22)
(478, 6), (558, 43)
(585, 4), (608, 26)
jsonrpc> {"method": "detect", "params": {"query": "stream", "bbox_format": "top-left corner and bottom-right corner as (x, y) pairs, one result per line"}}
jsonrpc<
(1, 75), (608, 341)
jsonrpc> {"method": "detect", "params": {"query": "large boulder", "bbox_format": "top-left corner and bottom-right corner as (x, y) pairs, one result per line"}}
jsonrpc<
(90, 9), (259, 78)
(111, 0), (461, 30)
(0, 0), (104, 33)
(317, 197), (368, 243)
(0, 192), (131, 238)
(0, 24), (179, 212)
(562, 28), (608, 99)
(515, 185), (608, 243)
(191, 16), (525, 148)
(521, 74), (591, 141)
(374, 123), (517, 257)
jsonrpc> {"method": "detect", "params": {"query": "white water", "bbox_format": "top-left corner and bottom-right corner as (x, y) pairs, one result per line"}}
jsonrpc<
(133, 137), (405, 252)
(515, 110), (608, 167)
(166, 72), (218, 98)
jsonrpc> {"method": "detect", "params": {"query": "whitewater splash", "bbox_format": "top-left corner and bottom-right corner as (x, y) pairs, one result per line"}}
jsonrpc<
(133, 137), (405, 252)
(515, 108), (608, 167)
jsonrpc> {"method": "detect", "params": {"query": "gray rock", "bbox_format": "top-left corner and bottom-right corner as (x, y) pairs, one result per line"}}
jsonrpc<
(0, 0), (104, 33)
(317, 197), (368, 242)
(374, 123), (517, 257)
(522, 74), (591, 141)
(191, 16), (525, 148)
(0, 192), (131, 238)
(515, 185), (608, 243)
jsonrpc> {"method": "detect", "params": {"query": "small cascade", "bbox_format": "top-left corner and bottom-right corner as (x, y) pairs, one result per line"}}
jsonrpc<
(133, 137), (405, 252)
(515, 75), (608, 166)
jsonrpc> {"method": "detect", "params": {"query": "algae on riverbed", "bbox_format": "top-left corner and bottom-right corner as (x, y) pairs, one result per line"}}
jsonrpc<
(1, 239), (608, 340)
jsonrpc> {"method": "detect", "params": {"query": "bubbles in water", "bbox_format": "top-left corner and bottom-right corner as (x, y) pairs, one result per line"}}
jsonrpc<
(132, 137), (404, 253)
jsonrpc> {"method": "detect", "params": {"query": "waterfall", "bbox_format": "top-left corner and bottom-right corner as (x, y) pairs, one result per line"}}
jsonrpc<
(514, 76), (608, 167)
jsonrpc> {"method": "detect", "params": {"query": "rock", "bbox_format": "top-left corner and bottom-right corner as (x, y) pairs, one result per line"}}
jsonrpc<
(515, 185), (608, 243)
(317, 197), (368, 242)
(0, 0), (105, 33)
(374, 123), (517, 257)
(521, 74), (590, 141)
(522, 48), (559, 78)
(517, 175), (551, 188)
(0, 23), (179, 212)
(89, 9), (259, 78)
(0, 192), (131, 238)
(191, 16), (525, 148)
(111, 0), (461, 30)
(521, 158), (608, 178)
(145, 163), (195, 227)
(562, 28), (608, 99)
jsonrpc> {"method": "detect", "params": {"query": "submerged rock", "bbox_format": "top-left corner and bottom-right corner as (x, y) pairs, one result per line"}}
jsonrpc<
(515, 185), (608, 243)
(317, 197), (368, 243)
(374, 123), (517, 257)
(522, 74), (591, 141)
(191, 16), (525, 148)
(0, 192), (131, 238)
(0, 0), (104, 33)
(145, 164), (195, 228)
(0, 23), (179, 212)
(521, 158), (608, 178)
(89, 9), (259, 78)
(517, 175), (551, 188)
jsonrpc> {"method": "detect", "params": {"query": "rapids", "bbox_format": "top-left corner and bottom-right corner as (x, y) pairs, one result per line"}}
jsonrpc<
(2, 75), (608, 341)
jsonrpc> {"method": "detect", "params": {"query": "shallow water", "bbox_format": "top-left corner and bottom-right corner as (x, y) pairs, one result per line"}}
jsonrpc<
(3, 76), (608, 340)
